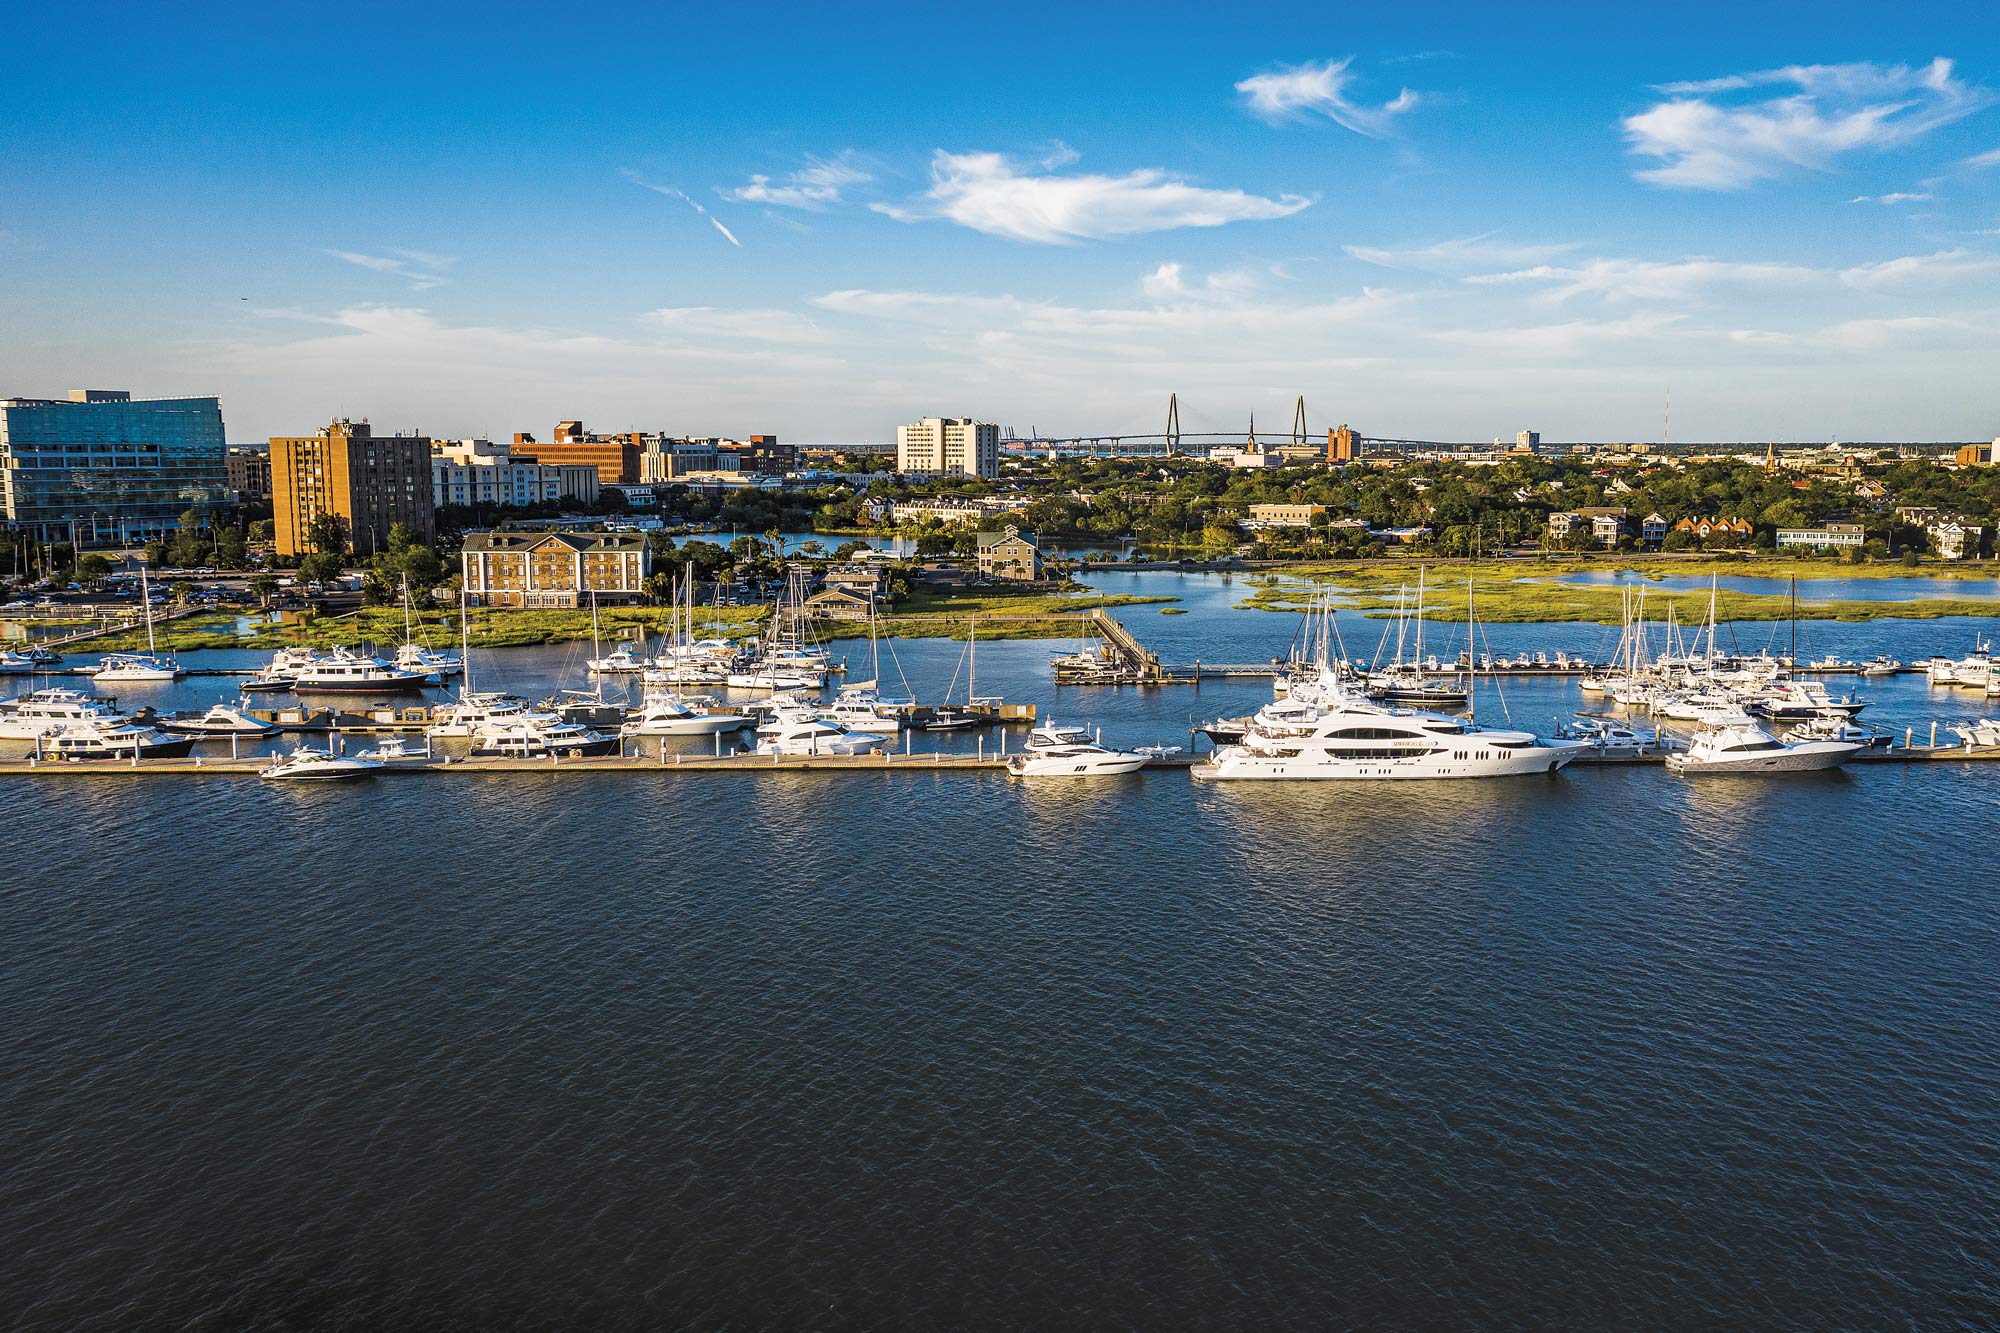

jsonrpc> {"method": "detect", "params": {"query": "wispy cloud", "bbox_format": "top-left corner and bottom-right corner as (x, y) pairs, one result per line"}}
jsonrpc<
(1623, 57), (1992, 190)
(621, 169), (742, 247)
(1235, 58), (1418, 138)
(1467, 256), (1822, 304)
(325, 248), (455, 290)
(643, 306), (827, 343)
(1345, 233), (1582, 273)
(1138, 262), (1270, 304)
(1848, 191), (1935, 204)
(1963, 145), (2000, 170)
(722, 151), (871, 210)
(873, 150), (1310, 245)
(1838, 247), (2000, 289)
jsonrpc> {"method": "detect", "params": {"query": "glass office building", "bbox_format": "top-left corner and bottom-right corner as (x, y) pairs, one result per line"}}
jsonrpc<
(0, 390), (229, 543)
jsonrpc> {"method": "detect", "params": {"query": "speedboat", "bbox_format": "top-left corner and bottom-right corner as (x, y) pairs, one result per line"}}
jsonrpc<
(261, 747), (384, 781)
(1859, 655), (1902, 677)
(1191, 668), (1586, 781)
(1787, 713), (1894, 749)
(622, 692), (752, 736)
(1553, 716), (1681, 757)
(355, 736), (431, 762)
(153, 702), (280, 737)
(1005, 722), (1148, 777)
(922, 707), (979, 732)
(290, 646), (429, 693)
(1665, 712), (1859, 775)
(89, 651), (183, 683)
(0, 649), (42, 675)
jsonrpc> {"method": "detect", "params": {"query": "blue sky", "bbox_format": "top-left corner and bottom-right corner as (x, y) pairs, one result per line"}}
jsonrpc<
(5, 1), (2000, 443)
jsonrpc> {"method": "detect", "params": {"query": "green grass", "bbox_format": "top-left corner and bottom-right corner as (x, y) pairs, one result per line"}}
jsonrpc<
(1237, 570), (2000, 625)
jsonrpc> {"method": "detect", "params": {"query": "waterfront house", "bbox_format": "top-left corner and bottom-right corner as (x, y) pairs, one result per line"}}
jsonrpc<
(461, 530), (650, 607)
(801, 586), (875, 620)
(976, 526), (1044, 582)
(1673, 516), (1754, 543)
(1640, 512), (1668, 546)
(1776, 522), (1866, 551)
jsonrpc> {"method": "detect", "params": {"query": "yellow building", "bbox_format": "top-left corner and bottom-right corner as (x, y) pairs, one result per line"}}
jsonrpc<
(271, 419), (434, 557)
(461, 530), (651, 607)
(1249, 502), (1326, 528)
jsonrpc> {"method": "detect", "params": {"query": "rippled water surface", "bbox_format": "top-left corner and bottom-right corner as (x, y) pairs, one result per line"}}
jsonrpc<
(5, 578), (2000, 1328)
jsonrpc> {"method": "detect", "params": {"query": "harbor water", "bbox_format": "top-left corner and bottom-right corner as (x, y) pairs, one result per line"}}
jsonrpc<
(5, 570), (1999, 1328)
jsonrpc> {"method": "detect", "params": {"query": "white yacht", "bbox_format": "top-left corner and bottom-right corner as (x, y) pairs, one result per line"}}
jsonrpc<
(817, 686), (906, 735)
(355, 736), (430, 762)
(261, 747), (384, 781)
(467, 717), (621, 757)
(1006, 722), (1149, 777)
(587, 641), (648, 674)
(154, 701), (279, 737)
(1191, 670), (1585, 782)
(90, 651), (183, 683)
(1748, 679), (1866, 720)
(752, 704), (885, 756)
(1553, 716), (1682, 757)
(1949, 718), (2000, 747)
(622, 692), (751, 736)
(0, 649), (42, 675)
(1859, 655), (1903, 677)
(1665, 712), (1859, 775)
(1788, 713), (1893, 749)
(426, 691), (553, 737)
(242, 646), (327, 692)
(392, 641), (463, 682)
(290, 646), (429, 693)
(35, 719), (198, 760)
(0, 686), (134, 740)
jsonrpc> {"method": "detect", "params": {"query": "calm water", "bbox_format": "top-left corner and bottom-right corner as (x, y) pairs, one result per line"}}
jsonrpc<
(6, 574), (2000, 1328)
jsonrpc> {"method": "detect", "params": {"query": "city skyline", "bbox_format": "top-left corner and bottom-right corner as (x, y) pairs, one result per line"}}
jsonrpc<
(6, 2), (2000, 443)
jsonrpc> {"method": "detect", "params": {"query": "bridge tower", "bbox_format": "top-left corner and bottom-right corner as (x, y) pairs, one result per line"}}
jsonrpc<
(1165, 392), (1181, 456)
(1290, 394), (1307, 445)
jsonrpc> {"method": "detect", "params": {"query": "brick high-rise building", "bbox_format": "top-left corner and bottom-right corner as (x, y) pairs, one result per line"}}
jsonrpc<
(271, 419), (434, 557)
(1327, 423), (1359, 463)
(512, 420), (645, 484)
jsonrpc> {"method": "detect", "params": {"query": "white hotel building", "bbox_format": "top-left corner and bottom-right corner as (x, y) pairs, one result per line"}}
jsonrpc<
(896, 417), (1000, 479)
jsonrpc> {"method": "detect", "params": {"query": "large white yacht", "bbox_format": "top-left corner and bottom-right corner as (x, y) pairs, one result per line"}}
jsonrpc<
(290, 646), (430, 693)
(1006, 722), (1148, 777)
(89, 651), (183, 683)
(1191, 669), (1585, 781)
(1665, 711), (1859, 775)
(621, 691), (751, 736)
(752, 702), (885, 755)
(426, 691), (554, 737)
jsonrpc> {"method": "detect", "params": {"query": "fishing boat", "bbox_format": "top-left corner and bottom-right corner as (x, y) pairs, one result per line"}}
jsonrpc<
(1664, 709), (1858, 775)
(622, 691), (752, 736)
(751, 699), (885, 755)
(355, 736), (430, 762)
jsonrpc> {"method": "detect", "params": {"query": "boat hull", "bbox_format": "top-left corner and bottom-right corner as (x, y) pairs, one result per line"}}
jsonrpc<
(1190, 742), (1584, 782)
(1666, 741), (1860, 775)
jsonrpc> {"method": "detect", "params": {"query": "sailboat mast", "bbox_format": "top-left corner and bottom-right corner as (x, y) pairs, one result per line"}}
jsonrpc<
(1466, 577), (1477, 725)
(141, 561), (156, 653)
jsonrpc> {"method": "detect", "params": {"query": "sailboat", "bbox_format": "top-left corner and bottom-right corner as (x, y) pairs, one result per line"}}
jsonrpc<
(391, 577), (462, 681)
(924, 614), (982, 730)
(90, 561), (184, 682)
(1364, 569), (1467, 707)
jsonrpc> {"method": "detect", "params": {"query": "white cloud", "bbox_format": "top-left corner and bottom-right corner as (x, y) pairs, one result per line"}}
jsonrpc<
(621, 169), (743, 247)
(1838, 247), (2000, 289)
(1345, 234), (1582, 273)
(874, 150), (1310, 245)
(1623, 57), (1992, 190)
(1962, 145), (2000, 170)
(1467, 256), (1822, 304)
(723, 152), (871, 209)
(643, 306), (827, 342)
(1235, 58), (1418, 137)
(1138, 261), (1269, 303)
(325, 248), (454, 291)
(1848, 191), (1934, 204)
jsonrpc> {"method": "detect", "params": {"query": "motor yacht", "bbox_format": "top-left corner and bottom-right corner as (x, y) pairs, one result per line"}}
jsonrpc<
(34, 718), (197, 760)
(1664, 712), (1859, 775)
(1553, 716), (1681, 757)
(261, 747), (385, 781)
(1748, 679), (1866, 719)
(467, 717), (621, 758)
(154, 702), (280, 737)
(1949, 718), (2000, 747)
(0, 649), (42, 675)
(587, 641), (649, 674)
(0, 687), (140, 740)
(290, 646), (430, 693)
(426, 691), (555, 737)
(355, 736), (431, 762)
(392, 641), (463, 682)
(622, 691), (752, 736)
(752, 707), (885, 755)
(1859, 655), (1902, 677)
(1787, 713), (1893, 749)
(1005, 722), (1148, 777)
(1191, 670), (1585, 781)
(241, 646), (327, 693)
